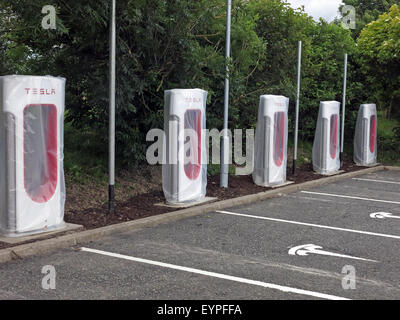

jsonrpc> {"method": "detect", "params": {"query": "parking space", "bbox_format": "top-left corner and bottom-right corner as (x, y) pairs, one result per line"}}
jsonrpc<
(303, 171), (400, 203)
(0, 169), (399, 300)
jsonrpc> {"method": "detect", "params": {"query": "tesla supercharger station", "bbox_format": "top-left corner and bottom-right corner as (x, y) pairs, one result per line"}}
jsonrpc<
(354, 104), (377, 166)
(313, 101), (341, 175)
(253, 95), (289, 187)
(0, 75), (66, 237)
(162, 89), (207, 204)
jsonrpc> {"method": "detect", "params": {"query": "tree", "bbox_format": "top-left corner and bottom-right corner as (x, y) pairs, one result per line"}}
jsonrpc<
(340, 0), (399, 38)
(232, 0), (312, 132)
(0, 0), (364, 166)
(357, 5), (400, 119)
(245, 1), (358, 141)
(302, 21), (358, 140)
(0, 24), (7, 74)
(2, 0), (265, 166)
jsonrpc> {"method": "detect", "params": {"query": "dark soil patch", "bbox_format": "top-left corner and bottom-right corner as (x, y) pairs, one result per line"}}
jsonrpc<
(0, 160), (368, 250)
(64, 159), (366, 229)
(65, 190), (173, 229)
(0, 243), (9, 250)
(206, 174), (267, 200)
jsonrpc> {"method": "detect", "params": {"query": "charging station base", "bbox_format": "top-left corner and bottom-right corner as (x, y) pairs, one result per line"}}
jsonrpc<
(0, 223), (83, 244)
(155, 197), (218, 209)
(355, 163), (381, 168)
(270, 181), (295, 189)
(314, 170), (345, 176)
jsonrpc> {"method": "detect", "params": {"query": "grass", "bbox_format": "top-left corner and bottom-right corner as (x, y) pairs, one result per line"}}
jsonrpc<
(64, 121), (108, 184)
(207, 163), (236, 176)
(377, 112), (399, 140)
(286, 139), (313, 166)
(376, 112), (400, 166)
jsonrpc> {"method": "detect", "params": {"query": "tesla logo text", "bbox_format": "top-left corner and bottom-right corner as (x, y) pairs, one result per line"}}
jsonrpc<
(185, 98), (201, 103)
(25, 88), (56, 95)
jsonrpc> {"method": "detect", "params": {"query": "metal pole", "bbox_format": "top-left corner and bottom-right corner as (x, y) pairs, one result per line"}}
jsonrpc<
(108, 0), (116, 213)
(220, 0), (231, 188)
(292, 40), (302, 176)
(340, 53), (348, 168)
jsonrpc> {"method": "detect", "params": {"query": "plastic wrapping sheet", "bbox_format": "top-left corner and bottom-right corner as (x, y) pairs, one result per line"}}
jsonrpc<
(162, 89), (208, 204)
(0, 75), (66, 237)
(312, 101), (341, 175)
(354, 104), (377, 166)
(252, 95), (289, 187)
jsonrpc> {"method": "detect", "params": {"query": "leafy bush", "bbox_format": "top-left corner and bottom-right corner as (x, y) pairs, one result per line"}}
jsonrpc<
(1, 0), (397, 169)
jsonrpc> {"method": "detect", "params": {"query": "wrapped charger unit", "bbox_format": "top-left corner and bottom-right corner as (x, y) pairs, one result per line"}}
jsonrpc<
(312, 101), (340, 175)
(354, 104), (377, 166)
(163, 89), (207, 204)
(253, 95), (289, 187)
(0, 75), (66, 237)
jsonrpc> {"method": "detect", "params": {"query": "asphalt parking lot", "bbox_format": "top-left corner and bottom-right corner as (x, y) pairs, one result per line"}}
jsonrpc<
(0, 169), (399, 300)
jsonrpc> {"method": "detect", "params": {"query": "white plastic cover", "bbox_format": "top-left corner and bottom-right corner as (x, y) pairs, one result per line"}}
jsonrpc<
(162, 89), (208, 204)
(0, 75), (66, 237)
(253, 95), (289, 187)
(312, 101), (341, 175)
(354, 104), (377, 166)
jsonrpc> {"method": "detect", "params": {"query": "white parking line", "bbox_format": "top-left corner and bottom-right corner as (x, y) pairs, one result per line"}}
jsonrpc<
(287, 195), (334, 203)
(353, 178), (400, 185)
(215, 210), (400, 240)
(301, 191), (400, 205)
(79, 247), (350, 300)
